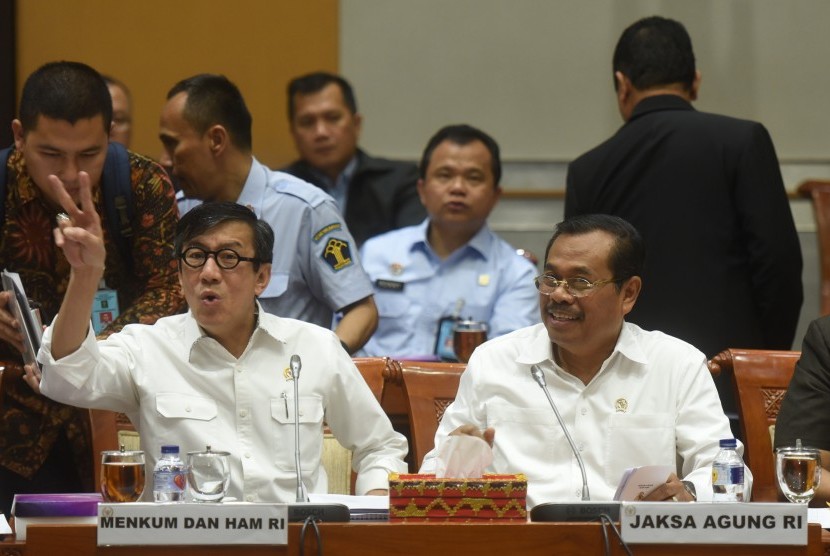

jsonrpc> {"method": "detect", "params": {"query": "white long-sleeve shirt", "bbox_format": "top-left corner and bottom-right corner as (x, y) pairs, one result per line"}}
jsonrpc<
(39, 305), (407, 502)
(421, 322), (749, 508)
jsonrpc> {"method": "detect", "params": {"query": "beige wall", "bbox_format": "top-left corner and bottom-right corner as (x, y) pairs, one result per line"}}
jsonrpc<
(16, 0), (339, 168)
(341, 0), (830, 162)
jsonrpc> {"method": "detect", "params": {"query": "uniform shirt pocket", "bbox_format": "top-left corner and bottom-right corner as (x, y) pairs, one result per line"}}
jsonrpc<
(155, 393), (217, 421)
(270, 395), (324, 471)
(604, 412), (675, 487)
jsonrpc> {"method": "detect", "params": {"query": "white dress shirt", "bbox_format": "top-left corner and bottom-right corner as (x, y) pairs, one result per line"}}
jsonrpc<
(39, 305), (407, 502)
(420, 322), (749, 508)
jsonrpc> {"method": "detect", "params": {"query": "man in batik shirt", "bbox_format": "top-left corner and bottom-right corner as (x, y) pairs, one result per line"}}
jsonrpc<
(0, 61), (184, 517)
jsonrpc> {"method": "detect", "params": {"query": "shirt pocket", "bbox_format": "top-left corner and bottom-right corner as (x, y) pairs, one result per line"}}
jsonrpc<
(270, 395), (324, 472)
(604, 413), (675, 487)
(374, 290), (411, 319)
(154, 393), (218, 447)
(261, 271), (289, 299)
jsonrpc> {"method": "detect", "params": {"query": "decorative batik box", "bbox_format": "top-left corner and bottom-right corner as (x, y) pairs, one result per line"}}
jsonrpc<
(388, 473), (527, 522)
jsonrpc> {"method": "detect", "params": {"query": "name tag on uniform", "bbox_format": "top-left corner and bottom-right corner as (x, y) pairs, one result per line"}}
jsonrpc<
(375, 279), (405, 292)
(92, 288), (120, 334)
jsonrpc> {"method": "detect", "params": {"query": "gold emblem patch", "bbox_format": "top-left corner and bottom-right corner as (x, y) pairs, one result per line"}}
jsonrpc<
(322, 237), (353, 271)
(615, 398), (628, 413)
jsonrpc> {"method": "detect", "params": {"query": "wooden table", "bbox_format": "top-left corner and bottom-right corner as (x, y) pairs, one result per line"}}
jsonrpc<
(1, 521), (826, 556)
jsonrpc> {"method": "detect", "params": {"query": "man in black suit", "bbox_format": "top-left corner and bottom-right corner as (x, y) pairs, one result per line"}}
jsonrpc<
(565, 16), (803, 434)
(282, 72), (425, 246)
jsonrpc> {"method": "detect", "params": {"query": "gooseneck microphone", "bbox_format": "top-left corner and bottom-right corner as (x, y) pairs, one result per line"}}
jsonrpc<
(290, 354), (308, 502)
(530, 364), (590, 501)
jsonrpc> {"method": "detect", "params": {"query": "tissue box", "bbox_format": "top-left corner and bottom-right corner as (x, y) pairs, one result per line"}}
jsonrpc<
(11, 493), (102, 540)
(388, 473), (527, 522)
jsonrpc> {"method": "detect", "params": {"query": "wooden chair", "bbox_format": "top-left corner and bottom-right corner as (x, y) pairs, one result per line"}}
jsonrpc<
(322, 357), (396, 494)
(388, 361), (466, 471)
(797, 179), (830, 315)
(88, 409), (139, 489)
(708, 348), (801, 501)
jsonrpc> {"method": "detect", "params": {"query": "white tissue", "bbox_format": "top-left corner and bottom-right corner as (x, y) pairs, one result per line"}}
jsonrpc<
(434, 435), (493, 478)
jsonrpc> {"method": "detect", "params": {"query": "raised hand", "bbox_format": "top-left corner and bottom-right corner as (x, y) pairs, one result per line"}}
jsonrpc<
(49, 171), (106, 271)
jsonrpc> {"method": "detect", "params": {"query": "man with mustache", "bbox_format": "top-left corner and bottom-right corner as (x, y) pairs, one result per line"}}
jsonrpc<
(421, 215), (746, 507)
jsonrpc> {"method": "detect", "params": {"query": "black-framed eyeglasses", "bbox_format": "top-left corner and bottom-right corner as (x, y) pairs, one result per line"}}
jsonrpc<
(179, 247), (261, 270)
(534, 274), (623, 298)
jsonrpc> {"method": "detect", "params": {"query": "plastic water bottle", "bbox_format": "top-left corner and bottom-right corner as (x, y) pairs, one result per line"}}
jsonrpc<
(711, 438), (745, 502)
(153, 445), (186, 502)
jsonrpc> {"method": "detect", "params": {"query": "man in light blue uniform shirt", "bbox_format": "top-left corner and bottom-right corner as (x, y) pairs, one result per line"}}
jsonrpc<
(359, 125), (537, 359)
(159, 74), (378, 353)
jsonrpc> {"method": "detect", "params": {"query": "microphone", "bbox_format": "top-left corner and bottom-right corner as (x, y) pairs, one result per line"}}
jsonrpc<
(530, 364), (589, 501)
(290, 354), (308, 502)
(528, 364), (620, 522)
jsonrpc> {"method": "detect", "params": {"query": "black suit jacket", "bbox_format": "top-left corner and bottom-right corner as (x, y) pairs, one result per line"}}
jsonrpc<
(775, 315), (830, 451)
(282, 149), (425, 246)
(566, 95), (803, 420)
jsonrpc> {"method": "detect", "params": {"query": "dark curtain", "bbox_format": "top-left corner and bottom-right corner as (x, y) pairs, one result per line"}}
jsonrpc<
(0, 0), (15, 148)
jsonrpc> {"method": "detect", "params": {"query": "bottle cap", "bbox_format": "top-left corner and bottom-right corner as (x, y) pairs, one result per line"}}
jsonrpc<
(719, 438), (737, 449)
(160, 445), (180, 454)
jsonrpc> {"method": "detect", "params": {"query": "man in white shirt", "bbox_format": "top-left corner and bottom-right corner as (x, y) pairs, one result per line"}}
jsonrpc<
(421, 214), (744, 507)
(37, 189), (407, 502)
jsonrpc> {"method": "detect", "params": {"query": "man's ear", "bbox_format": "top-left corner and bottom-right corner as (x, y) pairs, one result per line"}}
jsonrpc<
(207, 125), (229, 156)
(416, 178), (427, 207)
(689, 70), (702, 101)
(620, 275), (642, 316)
(353, 112), (363, 137)
(254, 263), (271, 296)
(11, 119), (24, 150)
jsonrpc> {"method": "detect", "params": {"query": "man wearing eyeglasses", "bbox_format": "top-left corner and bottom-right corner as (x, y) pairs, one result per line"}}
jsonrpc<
(421, 214), (745, 507)
(37, 194), (407, 502)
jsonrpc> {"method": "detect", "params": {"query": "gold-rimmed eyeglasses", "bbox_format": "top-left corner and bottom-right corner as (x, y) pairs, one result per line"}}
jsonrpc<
(533, 274), (623, 298)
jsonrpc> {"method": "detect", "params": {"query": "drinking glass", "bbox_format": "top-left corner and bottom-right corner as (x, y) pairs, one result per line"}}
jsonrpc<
(187, 446), (231, 502)
(101, 448), (146, 502)
(776, 439), (822, 504)
(453, 320), (488, 363)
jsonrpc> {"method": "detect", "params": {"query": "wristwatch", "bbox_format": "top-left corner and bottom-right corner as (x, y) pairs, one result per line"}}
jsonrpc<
(681, 480), (697, 501)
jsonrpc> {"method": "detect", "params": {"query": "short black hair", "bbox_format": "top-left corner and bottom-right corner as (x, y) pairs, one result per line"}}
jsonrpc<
(102, 74), (131, 101)
(19, 61), (112, 133)
(418, 124), (502, 187)
(545, 214), (644, 290)
(287, 72), (357, 120)
(167, 74), (253, 151)
(175, 202), (274, 271)
(612, 16), (696, 92)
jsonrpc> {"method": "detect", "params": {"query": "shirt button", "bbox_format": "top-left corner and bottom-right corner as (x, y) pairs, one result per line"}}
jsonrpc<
(244, 452), (251, 459)
(239, 409), (248, 418)
(577, 443), (584, 451)
(246, 495), (255, 502)
(575, 489), (582, 497)
(185, 406), (191, 413)
(236, 366), (242, 373)
(580, 408), (587, 415)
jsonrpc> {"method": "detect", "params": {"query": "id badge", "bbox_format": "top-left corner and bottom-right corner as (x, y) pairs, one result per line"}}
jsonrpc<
(434, 316), (458, 362)
(92, 288), (120, 334)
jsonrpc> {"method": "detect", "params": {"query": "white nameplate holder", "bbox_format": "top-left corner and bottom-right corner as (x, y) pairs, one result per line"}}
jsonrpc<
(97, 503), (288, 546)
(620, 502), (807, 545)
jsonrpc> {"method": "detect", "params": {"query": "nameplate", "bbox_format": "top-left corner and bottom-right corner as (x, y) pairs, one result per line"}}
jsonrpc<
(97, 503), (287, 546)
(620, 502), (807, 545)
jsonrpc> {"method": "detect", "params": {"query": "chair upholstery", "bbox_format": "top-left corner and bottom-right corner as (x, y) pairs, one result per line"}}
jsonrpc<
(708, 348), (801, 501)
(88, 409), (139, 490)
(390, 361), (466, 470)
(322, 357), (397, 494)
(797, 179), (830, 315)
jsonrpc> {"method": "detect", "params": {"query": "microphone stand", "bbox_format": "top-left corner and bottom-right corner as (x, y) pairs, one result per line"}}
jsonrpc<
(290, 354), (308, 502)
(530, 364), (590, 501)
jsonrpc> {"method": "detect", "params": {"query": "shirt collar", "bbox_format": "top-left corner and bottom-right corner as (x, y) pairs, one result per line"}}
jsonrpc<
(236, 157), (268, 215)
(308, 155), (358, 191)
(515, 321), (649, 369)
(412, 219), (495, 260)
(629, 94), (695, 122)
(183, 300), (286, 360)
